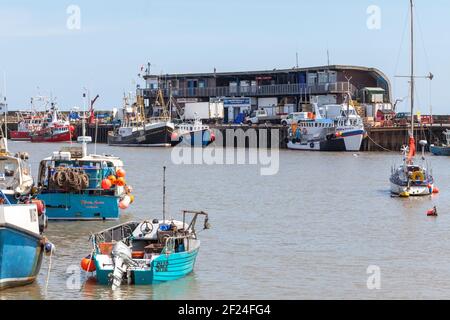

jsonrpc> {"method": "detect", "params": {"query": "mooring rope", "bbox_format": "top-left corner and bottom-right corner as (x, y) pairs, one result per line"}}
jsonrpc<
(366, 132), (396, 152)
(45, 246), (53, 295)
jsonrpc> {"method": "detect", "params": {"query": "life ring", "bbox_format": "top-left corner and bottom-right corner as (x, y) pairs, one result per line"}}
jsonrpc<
(411, 171), (425, 181)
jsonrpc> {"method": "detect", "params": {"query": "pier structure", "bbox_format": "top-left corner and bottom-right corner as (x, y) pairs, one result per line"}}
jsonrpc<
(139, 65), (393, 123)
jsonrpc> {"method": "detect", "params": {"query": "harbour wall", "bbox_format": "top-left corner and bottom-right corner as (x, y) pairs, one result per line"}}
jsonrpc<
(5, 122), (449, 152)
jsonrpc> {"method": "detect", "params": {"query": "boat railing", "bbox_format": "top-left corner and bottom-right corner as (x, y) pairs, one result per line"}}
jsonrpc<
(162, 234), (196, 254)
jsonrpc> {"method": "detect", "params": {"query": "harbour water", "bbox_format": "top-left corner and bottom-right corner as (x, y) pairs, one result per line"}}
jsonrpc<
(2, 141), (450, 300)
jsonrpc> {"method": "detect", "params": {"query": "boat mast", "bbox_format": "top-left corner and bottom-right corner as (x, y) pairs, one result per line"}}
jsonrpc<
(82, 91), (87, 157)
(163, 166), (166, 222)
(410, 0), (415, 138)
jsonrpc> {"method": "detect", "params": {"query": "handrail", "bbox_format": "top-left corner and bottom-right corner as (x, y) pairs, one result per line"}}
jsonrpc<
(139, 82), (357, 98)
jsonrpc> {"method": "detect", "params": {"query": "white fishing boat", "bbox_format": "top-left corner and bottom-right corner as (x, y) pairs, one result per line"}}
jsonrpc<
(171, 115), (215, 147)
(287, 95), (365, 152)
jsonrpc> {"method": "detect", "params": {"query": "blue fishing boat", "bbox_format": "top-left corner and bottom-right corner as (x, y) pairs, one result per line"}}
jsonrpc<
(83, 167), (210, 289)
(0, 186), (50, 289)
(430, 130), (450, 156)
(37, 143), (134, 221)
(36, 92), (134, 221)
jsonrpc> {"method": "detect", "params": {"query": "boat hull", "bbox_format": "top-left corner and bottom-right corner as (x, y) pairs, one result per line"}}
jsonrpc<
(10, 131), (31, 141)
(430, 145), (450, 156)
(172, 129), (214, 147)
(38, 193), (120, 220)
(108, 123), (174, 147)
(94, 247), (199, 285)
(390, 182), (432, 196)
(31, 131), (74, 143)
(288, 131), (364, 152)
(0, 226), (43, 290)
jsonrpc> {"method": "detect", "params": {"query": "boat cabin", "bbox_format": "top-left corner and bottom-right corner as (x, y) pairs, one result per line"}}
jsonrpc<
(38, 146), (124, 195)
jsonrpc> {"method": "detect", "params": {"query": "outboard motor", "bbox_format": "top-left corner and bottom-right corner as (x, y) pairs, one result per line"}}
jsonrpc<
(110, 241), (135, 290)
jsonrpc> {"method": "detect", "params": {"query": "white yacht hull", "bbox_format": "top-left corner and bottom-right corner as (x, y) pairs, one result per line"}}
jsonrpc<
(390, 183), (432, 196)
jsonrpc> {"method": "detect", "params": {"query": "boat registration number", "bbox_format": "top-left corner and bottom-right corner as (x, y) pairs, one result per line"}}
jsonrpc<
(155, 261), (169, 272)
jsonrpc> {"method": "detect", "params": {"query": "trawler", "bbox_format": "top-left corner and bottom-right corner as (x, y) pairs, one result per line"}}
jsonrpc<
(108, 91), (174, 147)
(287, 95), (365, 152)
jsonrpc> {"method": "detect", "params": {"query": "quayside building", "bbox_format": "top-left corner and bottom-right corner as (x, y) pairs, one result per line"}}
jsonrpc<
(140, 65), (392, 123)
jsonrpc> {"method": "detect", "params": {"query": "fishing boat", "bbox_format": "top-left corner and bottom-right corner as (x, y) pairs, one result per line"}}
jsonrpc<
(171, 116), (216, 147)
(0, 97), (51, 289)
(30, 103), (76, 143)
(430, 130), (450, 156)
(0, 139), (34, 204)
(10, 111), (44, 141)
(0, 105), (34, 203)
(0, 191), (50, 289)
(82, 167), (210, 289)
(108, 92), (174, 147)
(36, 92), (134, 220)
(287, 96), (365, 152)
(390, 0), (436, 197)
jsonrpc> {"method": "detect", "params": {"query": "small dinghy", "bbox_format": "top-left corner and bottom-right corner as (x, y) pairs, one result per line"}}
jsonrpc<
(82, 167), (210, 289)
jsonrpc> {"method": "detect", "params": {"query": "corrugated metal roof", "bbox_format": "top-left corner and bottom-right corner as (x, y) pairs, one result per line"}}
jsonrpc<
(144, 65), (387, 79)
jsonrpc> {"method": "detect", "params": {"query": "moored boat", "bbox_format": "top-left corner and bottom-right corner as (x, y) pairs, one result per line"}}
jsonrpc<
(30, 103), (76, 143)
(389, 0), (436, 197)
(82, 167), (210, 289)
(108, 93), (174, 147)
(430, 130), (450, 156)
(287, 97), (365, 152)
(171, 117), (216, 147)
(36, 92), (134, 220)
(0, 139), (33, 204)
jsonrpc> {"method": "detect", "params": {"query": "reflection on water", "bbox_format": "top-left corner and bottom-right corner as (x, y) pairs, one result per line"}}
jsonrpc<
(1, 142), (450, 299)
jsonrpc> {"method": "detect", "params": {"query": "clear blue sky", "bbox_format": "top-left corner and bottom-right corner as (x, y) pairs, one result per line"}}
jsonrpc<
(0, 0), (448, 114)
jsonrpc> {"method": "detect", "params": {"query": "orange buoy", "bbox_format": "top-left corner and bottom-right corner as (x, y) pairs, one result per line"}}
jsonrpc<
(80, 256), (96, 272)
(108, 175), (117, 185)
(116, 177), (126, 187)
(433, 187), (440, 194)
(101, 179), (112, 190)
(116, 169), (126, 178)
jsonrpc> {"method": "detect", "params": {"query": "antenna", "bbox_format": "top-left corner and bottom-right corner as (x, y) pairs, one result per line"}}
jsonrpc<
(295, 52), (299, 68)
(163, 166), (166, 222)
(327, 49), (330, 66)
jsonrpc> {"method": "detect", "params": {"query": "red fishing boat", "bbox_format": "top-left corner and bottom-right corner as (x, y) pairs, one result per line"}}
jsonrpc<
(10, 112), (44, 141)
(30, 104), (76, 143)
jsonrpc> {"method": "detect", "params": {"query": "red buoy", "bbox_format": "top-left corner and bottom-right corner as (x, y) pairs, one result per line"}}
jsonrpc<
(101, 179), (112, 190)
(433, 187), (440, 194)
(427, 207), (438, 217)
